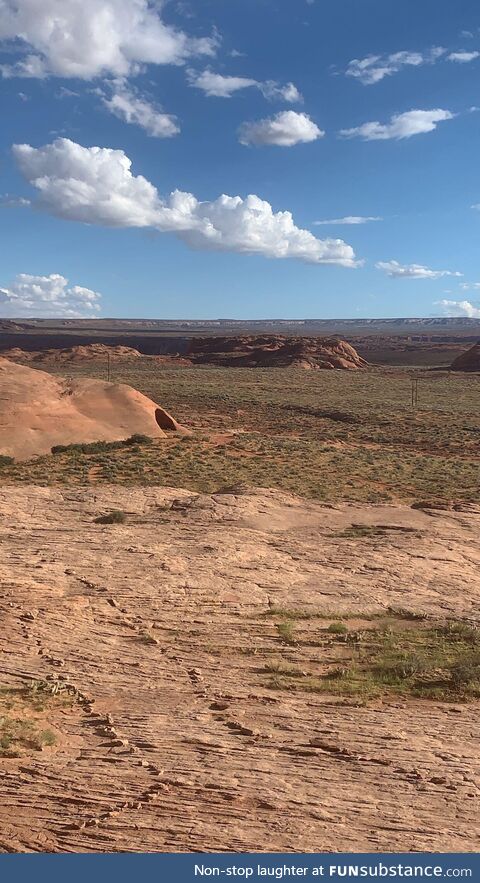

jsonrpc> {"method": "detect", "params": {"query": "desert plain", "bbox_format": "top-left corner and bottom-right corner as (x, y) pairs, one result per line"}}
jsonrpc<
(0, 318), (479, 853)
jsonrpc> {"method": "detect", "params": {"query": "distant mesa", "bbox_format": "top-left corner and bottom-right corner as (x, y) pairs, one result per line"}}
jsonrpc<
(0, 357), (187, 461)
(187, 336), (368, 369)
(0, 337), (367, 369)
(1, 343), (143, 362)
(450, 342), (480, 372)
(0, 319), (30, 332)
(1, 344), (194, 366)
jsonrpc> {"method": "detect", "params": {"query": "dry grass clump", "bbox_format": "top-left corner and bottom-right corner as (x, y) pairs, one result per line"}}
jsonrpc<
(262, 613), (480, 701)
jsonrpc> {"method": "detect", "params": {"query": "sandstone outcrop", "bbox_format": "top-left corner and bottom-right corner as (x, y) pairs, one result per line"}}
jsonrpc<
(1, 343), (143, 362)
(188, 335), (368, 369)
(450, 342), (480, 371)
(0, 357), (185, 460)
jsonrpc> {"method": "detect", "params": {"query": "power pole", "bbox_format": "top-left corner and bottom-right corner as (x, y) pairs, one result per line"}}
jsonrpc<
(411, 378), (419, 409)
(107, 351), (111, 383)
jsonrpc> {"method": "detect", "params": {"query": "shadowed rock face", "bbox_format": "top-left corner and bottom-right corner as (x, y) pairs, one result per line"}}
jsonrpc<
(188, 336), (368, 369)
(450, 342), (480, 372)
(0, 357), (185, 460)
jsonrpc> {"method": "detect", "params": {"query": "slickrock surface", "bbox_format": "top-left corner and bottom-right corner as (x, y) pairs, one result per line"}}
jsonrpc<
(0, 485), (479, 853)
(0, 358), (185, 460)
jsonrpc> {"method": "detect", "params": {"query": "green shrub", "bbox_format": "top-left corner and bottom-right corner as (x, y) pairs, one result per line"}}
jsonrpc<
(52, 440), (122, 455)
(449, 651), (480, 688)
(0, 455), (14, 466)
(373, 651), (429, 682)
(327, 622), (348, 635)
(277, 620), (296, 645)
(51, 435), (152, 455)
(123, 434), (152, 446)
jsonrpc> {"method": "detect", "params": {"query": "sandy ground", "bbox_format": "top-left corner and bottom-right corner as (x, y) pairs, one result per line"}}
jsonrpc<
(0, 485), (479, 853)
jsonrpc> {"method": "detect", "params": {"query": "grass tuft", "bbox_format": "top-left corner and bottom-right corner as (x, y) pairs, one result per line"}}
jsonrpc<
(276, 620), (297, 645)
(327, 622), (349, 635)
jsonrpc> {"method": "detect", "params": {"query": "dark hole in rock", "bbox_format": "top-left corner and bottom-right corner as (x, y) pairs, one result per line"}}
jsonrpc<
(155, 407), (177, 431)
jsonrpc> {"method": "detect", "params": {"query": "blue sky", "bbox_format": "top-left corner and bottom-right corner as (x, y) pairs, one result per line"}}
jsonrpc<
(1, 0), (480, 319)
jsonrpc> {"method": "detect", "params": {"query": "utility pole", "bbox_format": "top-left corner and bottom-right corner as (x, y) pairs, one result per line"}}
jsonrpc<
(107, 351), (111, 383)
(411, 377), (419, 409)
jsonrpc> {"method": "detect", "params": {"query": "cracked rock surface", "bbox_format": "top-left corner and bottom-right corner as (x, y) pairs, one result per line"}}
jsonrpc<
(0, 485), (479, 853)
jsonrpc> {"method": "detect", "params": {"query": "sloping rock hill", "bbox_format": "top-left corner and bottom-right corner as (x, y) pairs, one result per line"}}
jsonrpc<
(0, 357), (185, 460)
(450, 342), (480, 371)
(0, 320), (29, 332)
(1, 344), (143, 363)
(0, 484), (478, 852)
(188, 335), (368, 369)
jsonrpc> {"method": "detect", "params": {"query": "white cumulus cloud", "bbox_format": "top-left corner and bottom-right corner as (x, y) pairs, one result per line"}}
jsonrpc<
(314, 216), (382, 226)
(376, 260), (462, 279)
(435, 299), (480, 318)
(101, 80), (179, 137)
(259, 81), (302, 102)
(0, 0), (216, 79)
(186, 69), (257, 97)
(13, 138), (164, 227)
(447, 51), (480, 63)
(341, 109), (454, 141)
(12, 138), (358, 267)
(0, 273), (102, 317)
(239, 111), (323, 147)
(186, 69), (302, 102)
(345, 47), (446, 85)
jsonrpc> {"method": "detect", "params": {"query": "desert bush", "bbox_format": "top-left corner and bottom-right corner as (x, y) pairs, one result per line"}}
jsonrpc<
(327, 622), (348, 635)
(52, 435), (152, 456)
(373, 651), (429, 682)
(436, 621), (479, 646)
(52, 440), (123, 455)
(0, 455), (14, 466)
(449, 650), (480, 688)
(276, 620), (296, 645)
(122, 434), (152, 446)
(94, 510), (127, 525)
